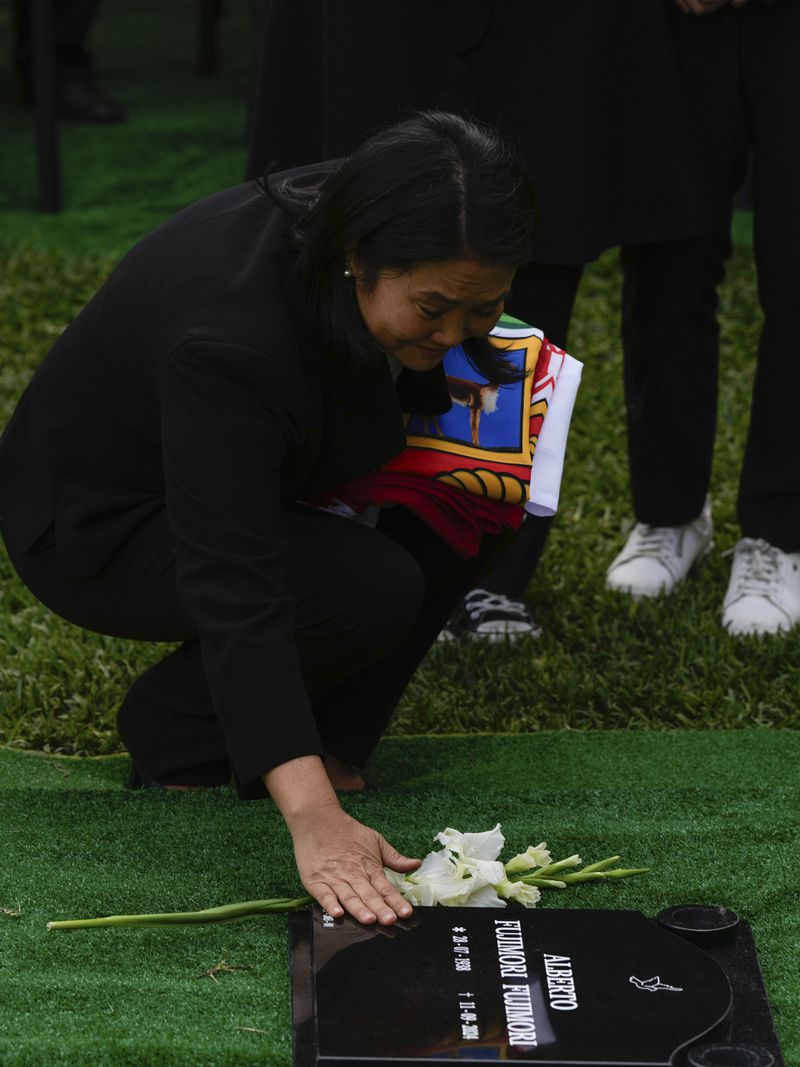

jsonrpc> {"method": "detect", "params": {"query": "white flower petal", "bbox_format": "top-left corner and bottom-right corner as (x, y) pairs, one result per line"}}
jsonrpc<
(417, 849), (459, 881)
(437, 824), (505, 861)
(383, 869), (407, 890)
(495, 878), (541, 908)
(397, 850), (473, 905)
(463, 858), (507, 888)
(504, 843), (552, 875)
(495, 877), (518, 900)
(435, 827), (465, 852)
(409, 882), (437, 906)
(513, 884), (541, 908)
(454, 883), (508, 908)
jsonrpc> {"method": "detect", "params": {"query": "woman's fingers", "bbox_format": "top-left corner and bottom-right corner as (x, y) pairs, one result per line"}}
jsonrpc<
(307, 878), (373, 923)
(378, 836), (422, 874)
(316, 888), (345, 919)
(306, 870), (412, 926)
(310, 874), (409, 925)
(337, 884), (379, 925)
(347, 879), (398, 925)
(370, 869), (414, 919)
(311, 879), (381, 924)
(290, 808), (419, 924)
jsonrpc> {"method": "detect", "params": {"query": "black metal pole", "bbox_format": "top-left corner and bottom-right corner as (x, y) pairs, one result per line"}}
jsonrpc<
(32, 0), (62, 213)
(197, 0), (219, 77)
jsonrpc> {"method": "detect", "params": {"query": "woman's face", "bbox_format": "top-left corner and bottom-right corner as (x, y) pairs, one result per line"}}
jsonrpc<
(353, 256), (515, 372)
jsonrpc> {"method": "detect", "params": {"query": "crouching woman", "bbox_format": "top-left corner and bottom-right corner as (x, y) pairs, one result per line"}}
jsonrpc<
(0, 112), (536, 925)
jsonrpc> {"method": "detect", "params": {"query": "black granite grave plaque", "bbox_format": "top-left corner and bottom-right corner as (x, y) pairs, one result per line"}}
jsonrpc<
(289, 904), (783, 1066)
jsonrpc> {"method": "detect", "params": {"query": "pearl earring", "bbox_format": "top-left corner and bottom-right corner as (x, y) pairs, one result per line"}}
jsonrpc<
(343, 265), (353, 278)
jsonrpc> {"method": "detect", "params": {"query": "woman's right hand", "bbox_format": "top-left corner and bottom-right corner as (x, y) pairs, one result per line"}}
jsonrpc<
(287, 801), (420, 925)
(263, 754), (421, 925)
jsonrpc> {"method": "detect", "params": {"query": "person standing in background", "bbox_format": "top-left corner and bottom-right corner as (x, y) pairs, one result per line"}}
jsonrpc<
(248, 0), (790, 638)
(604, 0), (800, 636)
(13, 0), (125, 122)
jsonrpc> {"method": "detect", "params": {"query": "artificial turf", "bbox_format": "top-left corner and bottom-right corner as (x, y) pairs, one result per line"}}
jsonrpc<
(1, 731), (798, 1065)
(2, 2), (798, 1063)
(4, 0), (797, 755)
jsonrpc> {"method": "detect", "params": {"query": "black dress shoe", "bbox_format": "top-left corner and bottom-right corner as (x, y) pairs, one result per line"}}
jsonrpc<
(58, 77), (126, 123)
(126, 762), (165, 790)
(125, 759), (232, 790)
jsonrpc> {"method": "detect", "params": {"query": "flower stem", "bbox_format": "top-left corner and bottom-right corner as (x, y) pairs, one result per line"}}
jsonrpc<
(559, 868), (649, 885)
(525, 854), (582, 879)
(517, 856), (648, 890)
(517, 876), (567, 889)
(577, 856), (621, 874)
(47, 896), (313, 931)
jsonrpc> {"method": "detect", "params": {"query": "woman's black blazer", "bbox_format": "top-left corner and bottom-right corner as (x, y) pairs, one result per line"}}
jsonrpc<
(0, 176), (450, 789)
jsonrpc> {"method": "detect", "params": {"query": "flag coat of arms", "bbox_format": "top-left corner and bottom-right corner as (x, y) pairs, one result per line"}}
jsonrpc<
(383, 316), (579, 512)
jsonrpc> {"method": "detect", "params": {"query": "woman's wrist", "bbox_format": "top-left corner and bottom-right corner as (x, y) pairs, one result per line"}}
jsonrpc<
(262, 754), (342, 827)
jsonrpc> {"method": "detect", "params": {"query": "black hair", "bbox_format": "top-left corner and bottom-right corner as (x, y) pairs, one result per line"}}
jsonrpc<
(267, 111), (537, 383)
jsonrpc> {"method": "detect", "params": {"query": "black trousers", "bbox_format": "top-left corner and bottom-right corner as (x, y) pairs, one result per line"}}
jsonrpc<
(619, 2), (800, 553)
(620, 230), (729, 531)
(6, 504), (509, 797)
(14, 0), (100, 81)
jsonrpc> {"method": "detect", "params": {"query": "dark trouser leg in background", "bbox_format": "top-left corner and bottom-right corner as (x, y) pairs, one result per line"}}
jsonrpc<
(14, 0), (99, 87)
(736, 3), (800, 552)
(14, 0), (124, 122)
(476, 260), (584, 599)
(619, 229), (730, 527)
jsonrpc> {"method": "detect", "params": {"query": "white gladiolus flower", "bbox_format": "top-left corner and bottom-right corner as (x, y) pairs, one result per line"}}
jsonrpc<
(513, 884), (541, 908)
(410, 850), (467, 905)
(459, 883), (507, 908)
(504, 843), (551, 875)
(384, 851), (460, 906)
(496, 878), (542, 908)
(460, 858), (507, 890)
(386, 846), (506, 907)
(386, 825), (512, 908)
(418, 849), (459, 882)
(436, 823), (505, 861)
(390, 825), (521, 907)
(381, 825), (644, 911)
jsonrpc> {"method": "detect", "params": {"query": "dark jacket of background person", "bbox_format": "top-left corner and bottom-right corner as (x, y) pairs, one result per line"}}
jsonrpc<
(246, 0), (723, 264)
(0, 172), (451, 790)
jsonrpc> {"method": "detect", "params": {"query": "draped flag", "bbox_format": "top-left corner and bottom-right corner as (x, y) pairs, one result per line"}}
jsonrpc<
(326, 317), (583, 557)
(385, 319), (580, 511)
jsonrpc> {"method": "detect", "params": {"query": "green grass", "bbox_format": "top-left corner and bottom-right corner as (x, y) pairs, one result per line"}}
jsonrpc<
(1, 732), (797, 1065)
(0, 0), (252, 255)
(2, 243), (798, 756)
(0, 5), (777, 751)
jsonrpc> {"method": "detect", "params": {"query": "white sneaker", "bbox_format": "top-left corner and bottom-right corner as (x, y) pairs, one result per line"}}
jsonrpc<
(722, 538), (800, 636)
(605, 497), (713, 598)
